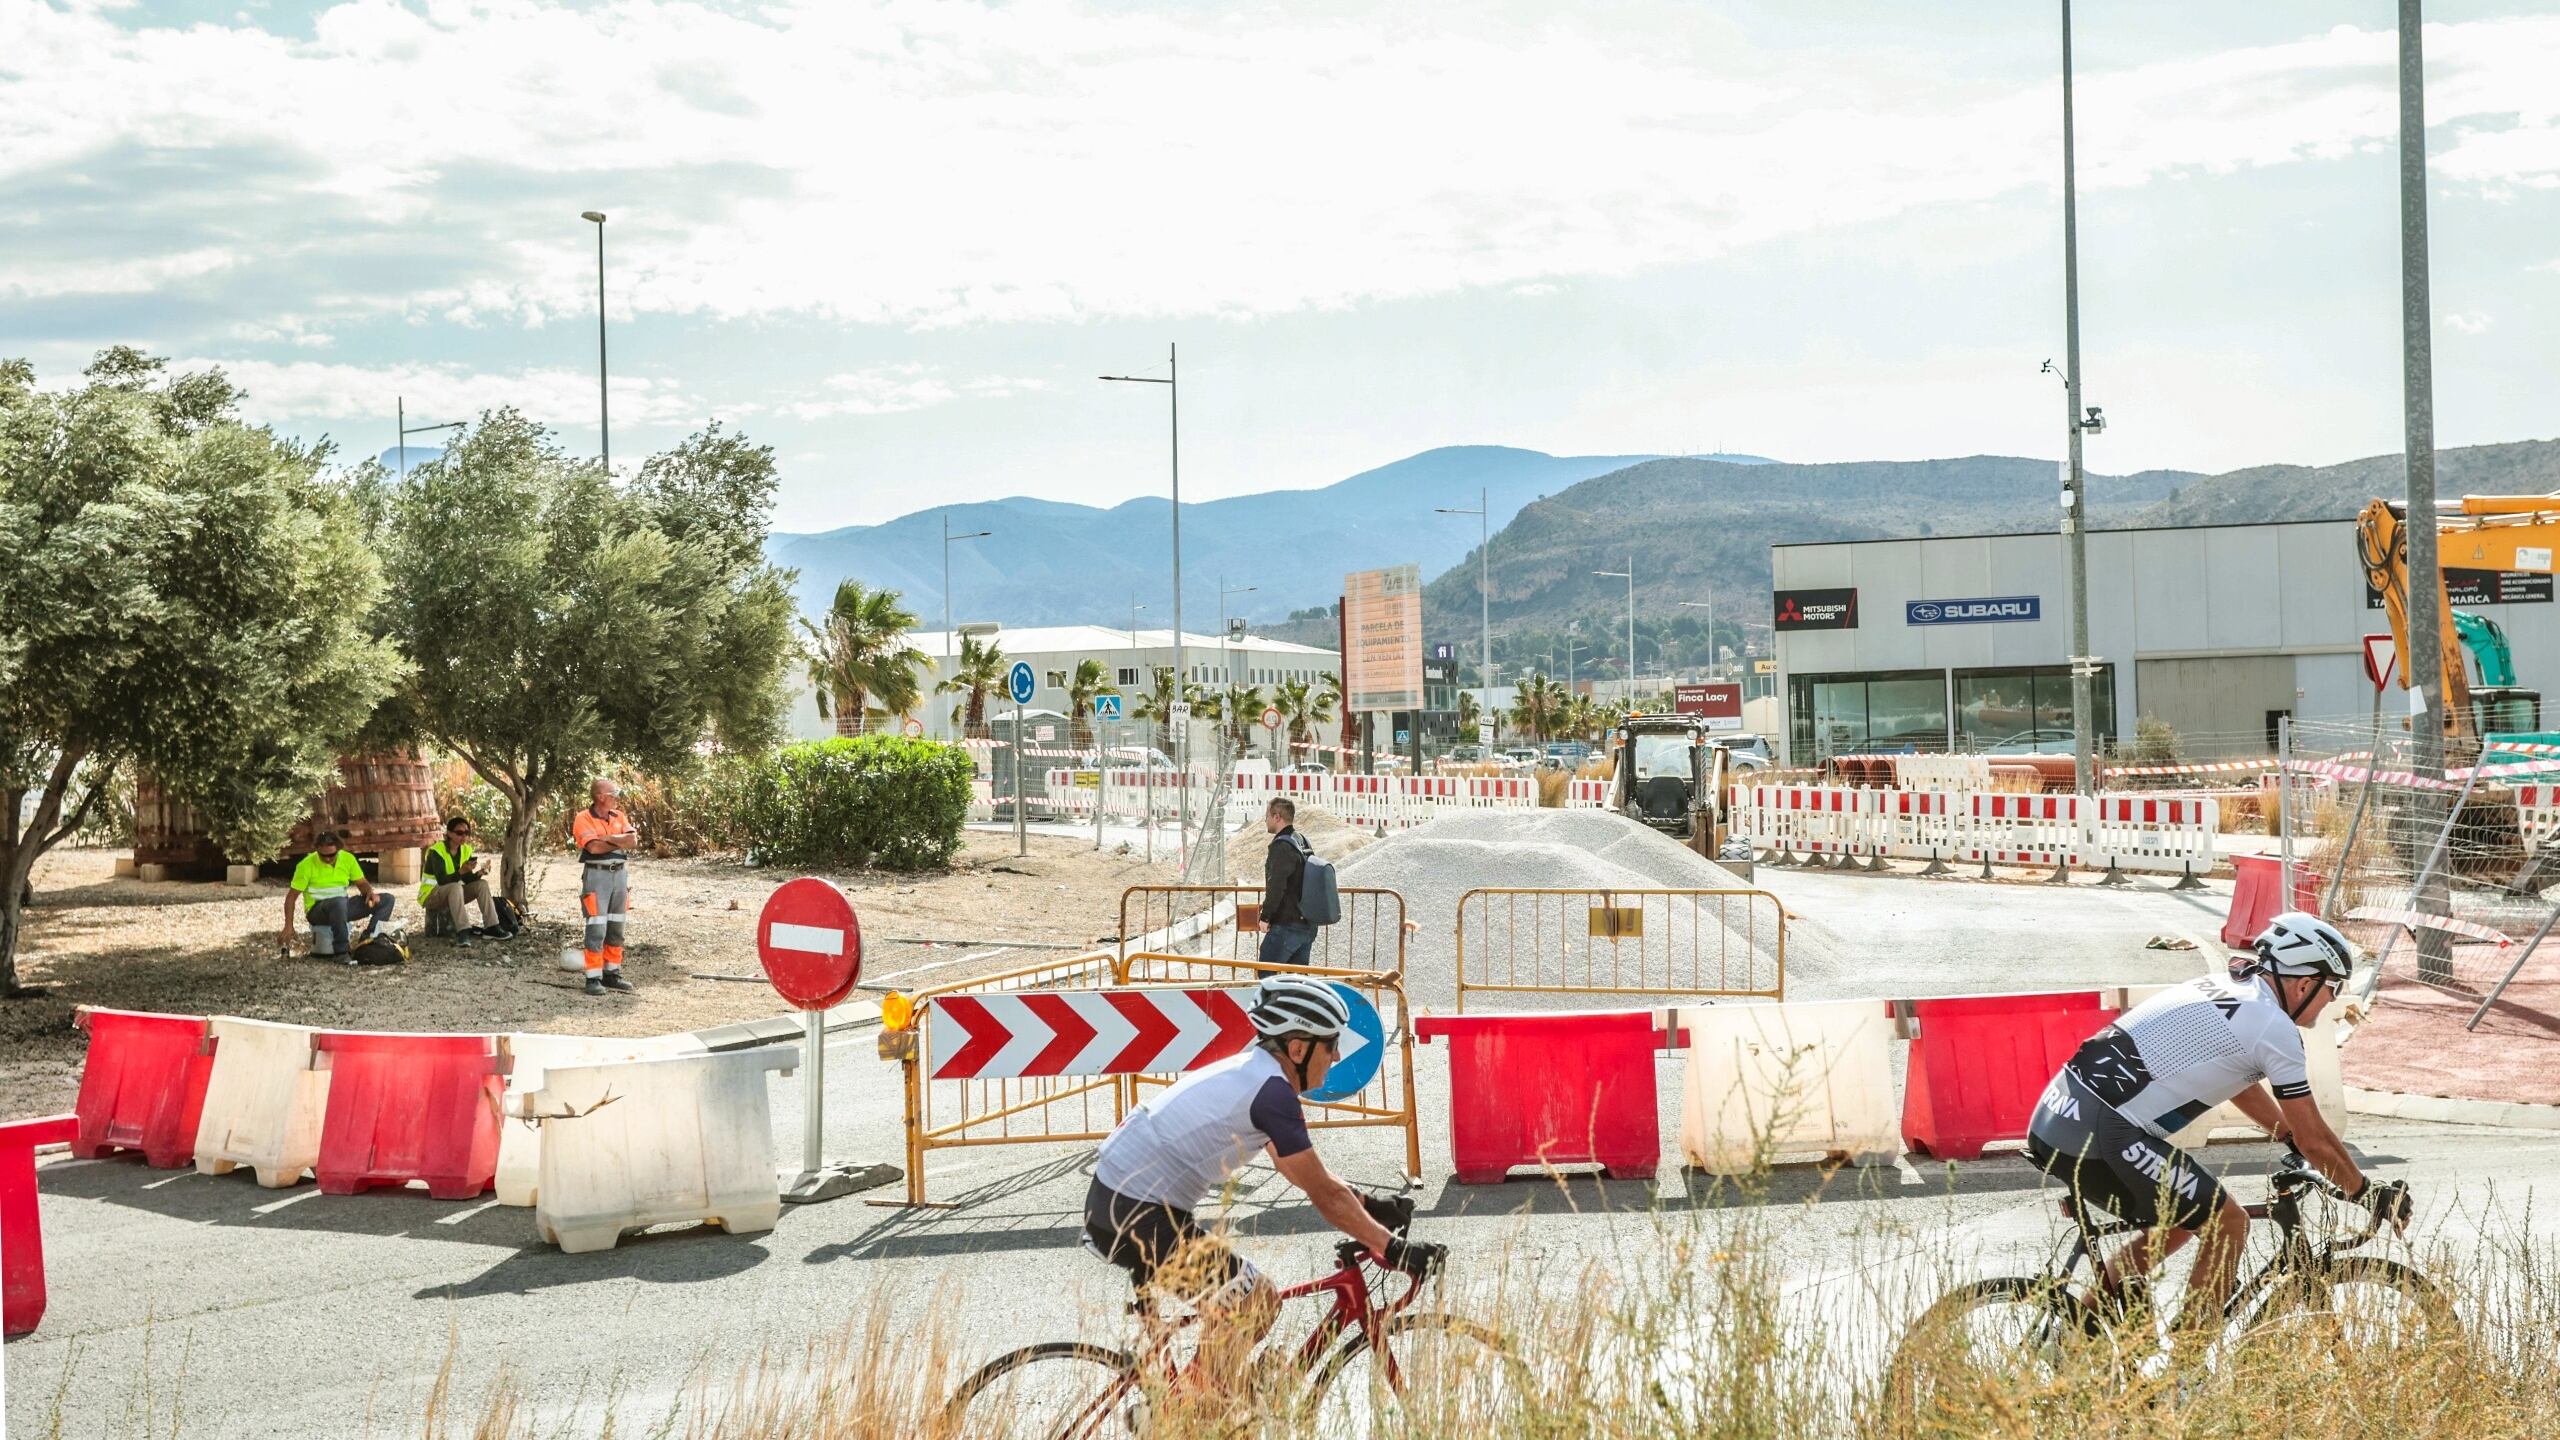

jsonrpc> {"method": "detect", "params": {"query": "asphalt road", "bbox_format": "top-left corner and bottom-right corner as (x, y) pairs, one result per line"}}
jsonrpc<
(8, 813), (2550, 1437)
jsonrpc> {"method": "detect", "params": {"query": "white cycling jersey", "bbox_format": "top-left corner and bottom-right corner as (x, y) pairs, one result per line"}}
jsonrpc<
(2064, 970), (2311, 1139)
(1094, 1046), (1312, 1211)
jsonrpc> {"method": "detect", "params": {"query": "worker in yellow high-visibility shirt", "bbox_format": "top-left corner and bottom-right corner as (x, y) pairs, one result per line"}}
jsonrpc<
(570, 778), (640, 997)
(281, 830), (393, 963)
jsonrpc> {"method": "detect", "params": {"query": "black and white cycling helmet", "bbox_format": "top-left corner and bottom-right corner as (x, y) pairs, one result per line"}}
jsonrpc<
(1249, 976), (1350, 1042)
(2252, 911), (2356, 981)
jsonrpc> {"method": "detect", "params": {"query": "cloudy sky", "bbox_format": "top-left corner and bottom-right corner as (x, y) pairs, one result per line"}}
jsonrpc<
(6, 0), (2558, 532)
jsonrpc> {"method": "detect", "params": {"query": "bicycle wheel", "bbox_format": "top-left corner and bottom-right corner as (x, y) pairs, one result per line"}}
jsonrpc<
(2230, 1257), (2453, 1354)
(944, 1342), (1143, 1440)
(1306, 1311), (1523, 1439)
(1879, 1276), (2119, 1432)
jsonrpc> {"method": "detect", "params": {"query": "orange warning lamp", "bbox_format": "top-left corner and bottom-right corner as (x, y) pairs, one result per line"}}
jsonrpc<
(882, 992), (916, 1032)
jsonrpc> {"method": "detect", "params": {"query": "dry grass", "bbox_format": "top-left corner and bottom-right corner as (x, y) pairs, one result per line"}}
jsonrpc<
(380, 1191), (2559, 1440)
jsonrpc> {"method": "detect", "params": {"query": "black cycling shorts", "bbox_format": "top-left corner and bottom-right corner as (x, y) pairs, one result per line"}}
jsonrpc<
(2025, 1066), (2232, 1234)
(1082, 1180), (1250, 1297)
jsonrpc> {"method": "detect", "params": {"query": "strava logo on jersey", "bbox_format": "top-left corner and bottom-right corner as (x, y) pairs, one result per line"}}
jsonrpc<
(2121, 1141), (2201, 1201)
(2038, 1078), (2082, 1122)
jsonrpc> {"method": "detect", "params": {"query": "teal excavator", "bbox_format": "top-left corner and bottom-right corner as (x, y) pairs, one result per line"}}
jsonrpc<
(2450, 611), (2553, 747)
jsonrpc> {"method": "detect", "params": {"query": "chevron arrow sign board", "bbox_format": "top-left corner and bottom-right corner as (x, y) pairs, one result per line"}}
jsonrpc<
(924, 987), (1377, 1082)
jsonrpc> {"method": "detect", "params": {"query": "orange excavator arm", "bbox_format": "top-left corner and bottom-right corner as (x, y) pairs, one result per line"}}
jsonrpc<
(2357, 494), (2560, 744)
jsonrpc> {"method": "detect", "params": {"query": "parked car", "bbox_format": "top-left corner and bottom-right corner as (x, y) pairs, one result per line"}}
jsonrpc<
(1985, 728), (2077, 755)
(1709, 733), (1775, 771)
(1544, 741), (1593, 767)
(1445, 744), (1490, 765)
(1502, 747), (1541, 770)
(1283, 761), (1330, 775)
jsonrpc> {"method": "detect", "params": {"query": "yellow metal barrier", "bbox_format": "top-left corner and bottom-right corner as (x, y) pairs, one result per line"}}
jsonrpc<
(1120, 952), (1423, 1181)
(877, 950), (1123, 1207)
(1116, 884), (1407, 980)
(1453, 886), (1786, 1011)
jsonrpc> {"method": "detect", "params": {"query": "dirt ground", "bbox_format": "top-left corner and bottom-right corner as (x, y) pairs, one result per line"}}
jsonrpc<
(0, 832), (1176, 1118)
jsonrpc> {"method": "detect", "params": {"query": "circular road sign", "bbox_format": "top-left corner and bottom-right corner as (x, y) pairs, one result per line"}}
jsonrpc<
(1007, 661), (1036, 706)
(1260, 705), (1282, 730)
(1303, 982), (1386, 1103)
(901, 716), (925, 739)
(756, 877), (863, 1011)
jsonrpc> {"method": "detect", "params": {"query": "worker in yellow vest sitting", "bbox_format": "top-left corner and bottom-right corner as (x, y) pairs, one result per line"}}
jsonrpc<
(419, 815), (509, 947)
(281, 830), (394, 962)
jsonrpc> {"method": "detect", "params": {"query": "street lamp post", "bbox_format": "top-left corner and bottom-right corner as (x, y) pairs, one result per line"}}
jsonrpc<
(1102, 345), (1186, 854)
(2054, 3), (2105, 796)
(579, 211), (609, 475)
(1593, 559), (1635, 707)
(941, 515), (993, 743)
(1678, 599), (1716, 682)
(395, 398), (464, 480)
(1436, 487), (1493, 749)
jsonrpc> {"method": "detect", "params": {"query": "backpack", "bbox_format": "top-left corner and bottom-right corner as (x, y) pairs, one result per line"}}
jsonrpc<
(351, 934), (409, 967)
(1292, 834), (1342, 926)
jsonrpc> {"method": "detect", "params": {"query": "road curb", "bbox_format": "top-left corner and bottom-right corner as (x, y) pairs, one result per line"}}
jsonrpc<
(688, 1000), (883, 1053)
(2345, 1084), (2560, 1131)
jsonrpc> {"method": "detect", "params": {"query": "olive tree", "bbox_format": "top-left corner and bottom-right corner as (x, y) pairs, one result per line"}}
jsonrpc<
(377, 412), (795, 907)
(0, 350), (394, 995)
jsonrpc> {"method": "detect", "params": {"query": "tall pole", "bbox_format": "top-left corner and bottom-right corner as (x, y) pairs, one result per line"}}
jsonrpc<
(581, 211), (610, 476)
(943, 515), (954, 744)
(2060, 0), (2095, 796)
(1626, 559), (1637, 707)
(2399, 0), (2452, 982)
(1168, 343), (1185, 856)
(1477, 489), (1491, 739)
(397, 396), (405, 481)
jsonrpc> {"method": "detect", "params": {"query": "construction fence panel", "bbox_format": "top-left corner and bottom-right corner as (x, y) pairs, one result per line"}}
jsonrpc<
(1116, 884), (1407, 984)
(1466, 776), (1538, 809)
(1749, 784), (1874, 863)
(1120, 954), (1421, 1180)
(1894, 755), (1993, 792)
(1964, 792), (2087, 870)
(1565, 779), (1612, 810)
(1872, 788), (1963, 866)
(2083, 796), (2219, 878)
(1453, 887), (1786, 1012)
(883, 948), (1126, 1205)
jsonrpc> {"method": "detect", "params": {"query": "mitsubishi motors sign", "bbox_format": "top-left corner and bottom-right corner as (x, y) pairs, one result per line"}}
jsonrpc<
(1774, 588), (1858, 631)
(1672, 681), (1744, 731)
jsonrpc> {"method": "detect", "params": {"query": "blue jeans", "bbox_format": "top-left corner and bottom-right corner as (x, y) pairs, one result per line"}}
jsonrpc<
(307, 894), (395, 956)
(1257, 921), (1317, 974)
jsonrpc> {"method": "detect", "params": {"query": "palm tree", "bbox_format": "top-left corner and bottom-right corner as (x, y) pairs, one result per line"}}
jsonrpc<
(1067, 658), (1117, 750)
(1219, 683), (1268, 753)
(1276, 677), (1336, 761)
(935, 633), (1007, 738)
(803, 580), (924, 735)
(1508, 672), (1563, 742)
(1318, 669), (1347, 762)
(1456, 690), (1484, 746)
(1132, 667), (1200, 755)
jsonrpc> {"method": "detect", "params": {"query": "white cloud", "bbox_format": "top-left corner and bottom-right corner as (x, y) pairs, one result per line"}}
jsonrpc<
(192, 357), (705, 434)
(3, 5), (2557, 333)
(2446, 311), (2494, 335)
(767, 366), (1050, 420)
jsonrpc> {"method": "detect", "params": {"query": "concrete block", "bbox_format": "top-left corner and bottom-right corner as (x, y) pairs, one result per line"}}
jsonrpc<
(136, 864), (171, 883)
(377, 847), (422, 886)
(224, 865), (258, 887)
(112, 857), (138, 879)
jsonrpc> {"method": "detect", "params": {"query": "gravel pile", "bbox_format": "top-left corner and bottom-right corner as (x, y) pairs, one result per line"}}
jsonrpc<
(1334, 810), (1784, 1009)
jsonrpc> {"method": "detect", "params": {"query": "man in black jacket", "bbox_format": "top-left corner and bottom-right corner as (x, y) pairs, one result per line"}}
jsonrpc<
(1259, 798), (1317, 972)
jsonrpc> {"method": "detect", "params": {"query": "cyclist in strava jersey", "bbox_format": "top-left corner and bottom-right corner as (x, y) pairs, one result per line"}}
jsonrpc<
(2027, 911), (2414, 1330)
(1086, 975), (1431, 1387)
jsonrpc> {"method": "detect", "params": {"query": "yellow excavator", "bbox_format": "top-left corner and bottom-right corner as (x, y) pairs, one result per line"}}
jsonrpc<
(2357, 494), (2560, 884)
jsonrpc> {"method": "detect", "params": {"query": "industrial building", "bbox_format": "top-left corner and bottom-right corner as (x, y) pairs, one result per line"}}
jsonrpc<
(1768, 517), (2560, 764)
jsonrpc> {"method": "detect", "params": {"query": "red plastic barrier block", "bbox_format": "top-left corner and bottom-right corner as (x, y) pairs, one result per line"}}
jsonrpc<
(1901, 992), (2118, 1162)
(71, 1008), (216, 1169)
(1416, 1011), (1659, 1184)
(2222, 855), (2322, 952)
(3, 1113), (78, 1337)
(311, 1032), (504, 1200)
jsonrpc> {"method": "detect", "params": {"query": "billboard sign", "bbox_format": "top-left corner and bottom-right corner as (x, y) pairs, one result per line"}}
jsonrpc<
(1344, 565), (1424, 712)
(1906, 595), (2040, 626)
(1774, 588), (1858, 631)
(1672, 681), (1744, 731)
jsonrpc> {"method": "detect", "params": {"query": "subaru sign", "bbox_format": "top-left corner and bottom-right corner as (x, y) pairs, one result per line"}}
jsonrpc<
(1905, 595), (2041, 626)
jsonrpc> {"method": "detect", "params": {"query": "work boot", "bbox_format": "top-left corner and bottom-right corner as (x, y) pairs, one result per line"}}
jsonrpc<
(583, 976), (607, 997)
(600, 969), (636, 994)
(456, 930), (474, 949)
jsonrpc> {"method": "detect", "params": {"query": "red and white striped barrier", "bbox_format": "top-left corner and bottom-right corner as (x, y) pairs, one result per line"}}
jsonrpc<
(1872, 788), (1962, 862)
(1964, 792), (2085, 871)
(1743, 784), (1873, 863)
(1565, 779), (1611, 810)
(927, 988), (1256, 1080)
(2083, 795), (2219, 878)
(2344, 907), (2513, 947)
(1466, 776), (1537, 807)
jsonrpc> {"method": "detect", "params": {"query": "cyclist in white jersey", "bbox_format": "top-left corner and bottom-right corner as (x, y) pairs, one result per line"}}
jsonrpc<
(1087, 976), (1428, 1387)
(2027, 912), (2412, 1330)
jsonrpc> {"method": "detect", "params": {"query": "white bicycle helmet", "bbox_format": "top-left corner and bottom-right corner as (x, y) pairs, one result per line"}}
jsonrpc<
(1248, 975), (1351, 1041)
(2252, 911), (2356, 981)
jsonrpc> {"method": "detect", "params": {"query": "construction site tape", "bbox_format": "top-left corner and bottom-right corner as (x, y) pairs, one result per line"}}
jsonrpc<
(2103, 758), (2280, 777)
(2344, 906), (2514, 947)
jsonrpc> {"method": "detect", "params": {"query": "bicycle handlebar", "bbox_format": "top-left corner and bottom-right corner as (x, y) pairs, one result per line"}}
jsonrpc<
(2272, 1144), (2391, 1251)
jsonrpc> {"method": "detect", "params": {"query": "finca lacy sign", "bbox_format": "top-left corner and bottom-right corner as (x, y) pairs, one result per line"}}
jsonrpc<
(1906, 595), (2041, 626)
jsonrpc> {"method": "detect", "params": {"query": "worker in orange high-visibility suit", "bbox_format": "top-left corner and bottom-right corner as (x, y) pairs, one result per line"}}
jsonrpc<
(570, 778), (641, 997)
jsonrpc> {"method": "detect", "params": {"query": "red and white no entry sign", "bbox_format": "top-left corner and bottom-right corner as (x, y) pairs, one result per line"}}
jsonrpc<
(757, 877), (863, 1011)
(1260, 706), (1282, 730)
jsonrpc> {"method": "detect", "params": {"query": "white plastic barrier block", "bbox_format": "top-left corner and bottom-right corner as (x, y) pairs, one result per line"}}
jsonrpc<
(1965, 792), (2085, 868)
(2515, 785), (2560, 856)
(194, 1017), (330, 1188)
(2115, 985), (2349, 1142)
(1677, 1000), (1900, 1175)
(2084, 796), (2218, 875)
(495, 1032), (709, 1207)
(511, 1044), (799, 1254)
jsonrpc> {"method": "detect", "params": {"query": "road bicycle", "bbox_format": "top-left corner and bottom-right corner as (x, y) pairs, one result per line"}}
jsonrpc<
(1884, 1146), (2449, 1421)
(945, 1193), (1517, 1439)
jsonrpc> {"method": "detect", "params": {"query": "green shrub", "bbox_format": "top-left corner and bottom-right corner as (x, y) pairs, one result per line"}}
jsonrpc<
(741, 736), (972, 872)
